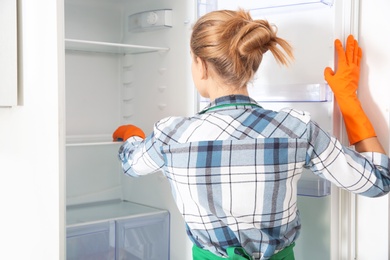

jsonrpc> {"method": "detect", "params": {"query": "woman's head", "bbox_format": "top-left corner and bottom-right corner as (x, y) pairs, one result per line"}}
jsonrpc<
(190, 9), (293, 89)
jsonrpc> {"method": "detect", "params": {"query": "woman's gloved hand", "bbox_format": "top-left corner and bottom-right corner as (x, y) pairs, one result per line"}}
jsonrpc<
(112, 124), (146, 141)
(324, 34), (376, 145)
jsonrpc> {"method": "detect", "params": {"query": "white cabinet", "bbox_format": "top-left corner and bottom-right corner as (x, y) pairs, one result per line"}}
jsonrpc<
(0, 0), (18, 106)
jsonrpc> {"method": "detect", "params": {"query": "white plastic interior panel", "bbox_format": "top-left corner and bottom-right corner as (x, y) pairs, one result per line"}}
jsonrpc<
(65, 0), (123, 44)
(0, 0), (18, 107)
(66, 143), (123, 205)
(65, 52), (121, 138)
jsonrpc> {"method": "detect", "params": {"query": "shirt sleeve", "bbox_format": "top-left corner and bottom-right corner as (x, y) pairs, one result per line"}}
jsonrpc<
(305, 120), (390, 197)
(118, 131), (165, 177)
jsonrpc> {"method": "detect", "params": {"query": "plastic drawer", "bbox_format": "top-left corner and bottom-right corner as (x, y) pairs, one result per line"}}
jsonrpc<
(66, 200), (170, 260)
(67, 221), (115, 260)
(116, 212), (169, 260)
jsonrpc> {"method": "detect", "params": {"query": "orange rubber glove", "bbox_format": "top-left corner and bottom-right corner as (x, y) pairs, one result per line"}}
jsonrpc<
(112, 124), (146, 141)
(324, 35), (376, 145)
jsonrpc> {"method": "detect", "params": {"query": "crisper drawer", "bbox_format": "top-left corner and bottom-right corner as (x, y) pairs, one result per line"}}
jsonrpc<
(116, 212), (170, 260)
(67, 221), (115, 260)
(66, 200), (170, 260)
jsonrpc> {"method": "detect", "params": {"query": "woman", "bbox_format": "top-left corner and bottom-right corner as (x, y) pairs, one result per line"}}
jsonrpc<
(113, 9), (389, 260)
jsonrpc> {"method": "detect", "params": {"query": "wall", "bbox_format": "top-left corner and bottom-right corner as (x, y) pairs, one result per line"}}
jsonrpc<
(356, 0), (390, 259)
(0, 0), (65, 259)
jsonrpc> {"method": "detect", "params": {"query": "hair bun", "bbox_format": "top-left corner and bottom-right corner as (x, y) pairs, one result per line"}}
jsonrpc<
(236, 20), (276, 56)
(190, 9), (293, 88)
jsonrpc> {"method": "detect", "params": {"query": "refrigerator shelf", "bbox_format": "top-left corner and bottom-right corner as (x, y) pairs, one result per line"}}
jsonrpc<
(67, 199), (167, 226)
(65, 39), (170, 54)
(66, 134), (120, 146)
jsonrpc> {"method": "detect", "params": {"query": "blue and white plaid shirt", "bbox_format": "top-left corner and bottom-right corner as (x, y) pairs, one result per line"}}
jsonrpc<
(118, 95), (390, 259)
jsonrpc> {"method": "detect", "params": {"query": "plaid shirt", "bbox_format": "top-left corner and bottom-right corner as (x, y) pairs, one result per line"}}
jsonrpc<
(118, 95), (390, 259)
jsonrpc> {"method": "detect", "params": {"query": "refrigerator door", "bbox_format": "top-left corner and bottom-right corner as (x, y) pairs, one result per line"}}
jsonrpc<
(196, 1), (345, 259)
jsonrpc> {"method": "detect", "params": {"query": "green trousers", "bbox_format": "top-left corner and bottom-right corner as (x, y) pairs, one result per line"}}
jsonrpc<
(192, 243), (295, 260)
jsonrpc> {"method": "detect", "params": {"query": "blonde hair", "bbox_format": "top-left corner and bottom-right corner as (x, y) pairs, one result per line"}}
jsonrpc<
(190, 9), (293, 88)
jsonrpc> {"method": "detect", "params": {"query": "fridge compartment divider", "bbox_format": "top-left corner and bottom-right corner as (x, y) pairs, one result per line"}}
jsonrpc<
(65, 39), (170, 55)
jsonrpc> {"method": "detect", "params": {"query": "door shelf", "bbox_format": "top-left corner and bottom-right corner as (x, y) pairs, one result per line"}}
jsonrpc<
(198, 0), (334, 17)
(248, 0), (334, 10)
(65, 39), (170, 55)
(298, 178), (331, 197)
(200, 83), (332, 104)
(249, 83), (332, 103)
(298, 170), (331, 197)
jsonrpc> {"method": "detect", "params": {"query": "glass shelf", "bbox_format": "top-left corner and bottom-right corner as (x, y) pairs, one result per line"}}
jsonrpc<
(65, 39), (170, 54)
(67, 199), (167, 226)
(66, 134), (121, 146)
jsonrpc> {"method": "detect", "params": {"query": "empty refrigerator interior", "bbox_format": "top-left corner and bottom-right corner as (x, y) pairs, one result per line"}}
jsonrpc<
(65, 0), (194, 259)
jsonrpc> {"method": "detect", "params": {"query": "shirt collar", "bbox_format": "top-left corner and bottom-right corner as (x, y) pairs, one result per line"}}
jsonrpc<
(199, 95), (261, 114)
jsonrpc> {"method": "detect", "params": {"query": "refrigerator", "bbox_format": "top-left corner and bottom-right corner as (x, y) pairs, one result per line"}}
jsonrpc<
(1, 0), (389, 259)
(63, 0), (388, 259)
(62, 0), (352, 259)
